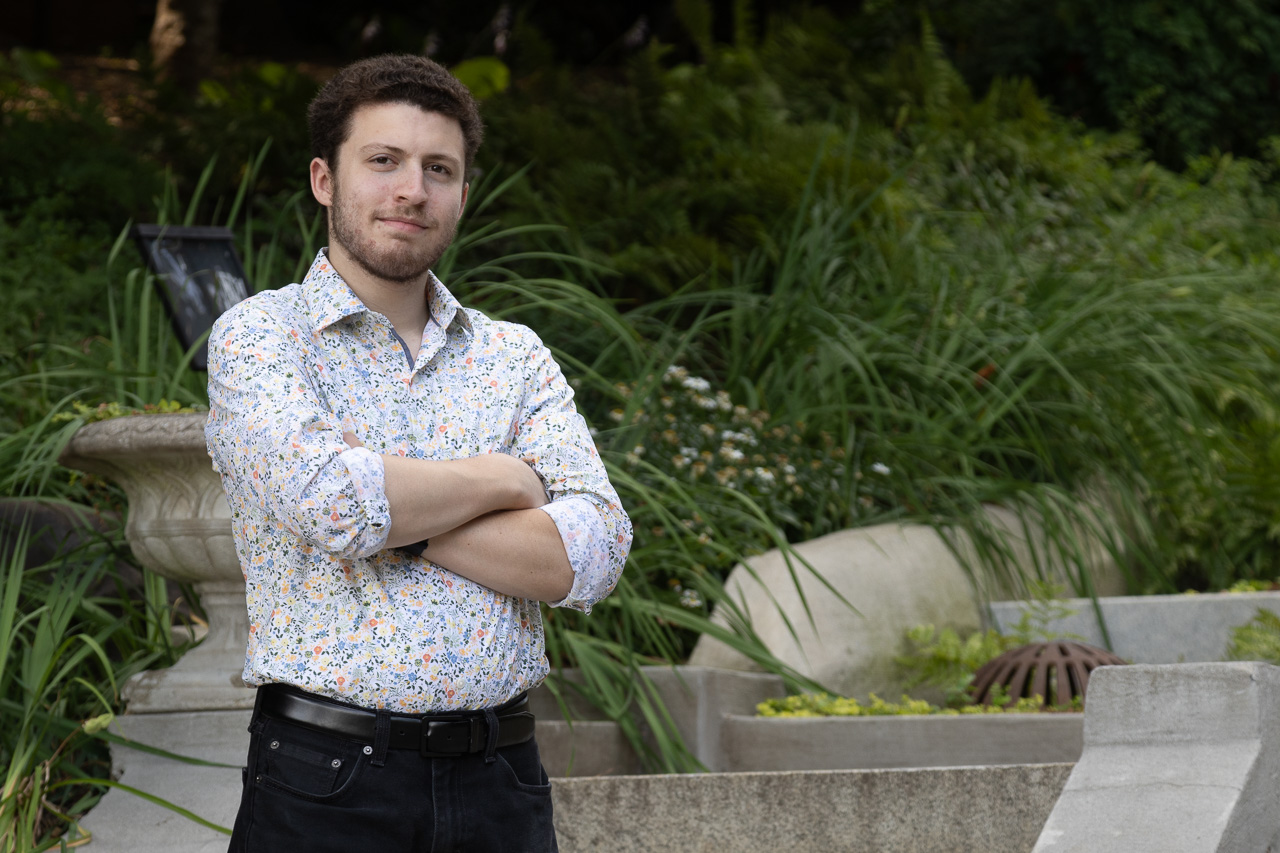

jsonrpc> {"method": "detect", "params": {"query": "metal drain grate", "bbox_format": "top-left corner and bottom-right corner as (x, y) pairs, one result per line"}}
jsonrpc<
(970, 641), (1127, 709)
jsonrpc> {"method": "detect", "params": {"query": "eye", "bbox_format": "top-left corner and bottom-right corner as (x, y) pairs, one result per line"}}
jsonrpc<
(370, 155), (394, 166)
(426, 164), (449, 175)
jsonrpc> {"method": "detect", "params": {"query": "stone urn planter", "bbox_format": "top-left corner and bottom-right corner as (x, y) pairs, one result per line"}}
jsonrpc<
(59, 412), (252, 712)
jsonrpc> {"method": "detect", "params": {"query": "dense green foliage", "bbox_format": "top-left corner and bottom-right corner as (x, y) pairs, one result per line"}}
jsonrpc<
(473, 19), (1280, 595)
(897, 0), (1280, 168)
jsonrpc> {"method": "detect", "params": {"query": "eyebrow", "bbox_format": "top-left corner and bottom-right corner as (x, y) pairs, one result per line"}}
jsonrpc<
(357, 143), (462, 167)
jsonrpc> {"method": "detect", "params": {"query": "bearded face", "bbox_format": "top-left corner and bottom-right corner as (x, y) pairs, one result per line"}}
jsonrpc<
(314, 102), (469, 288)
(328, 171), (459, 284)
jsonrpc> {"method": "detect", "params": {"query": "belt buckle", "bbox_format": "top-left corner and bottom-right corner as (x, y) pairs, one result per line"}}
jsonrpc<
(421, 717), (482, 757)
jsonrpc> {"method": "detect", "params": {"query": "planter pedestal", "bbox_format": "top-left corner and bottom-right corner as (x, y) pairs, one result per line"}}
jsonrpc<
(122, 578), (251, 711)
(59, 412), (253, 712)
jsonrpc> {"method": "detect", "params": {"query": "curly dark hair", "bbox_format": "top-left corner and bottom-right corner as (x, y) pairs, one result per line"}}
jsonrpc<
(308, 54), (484, 173)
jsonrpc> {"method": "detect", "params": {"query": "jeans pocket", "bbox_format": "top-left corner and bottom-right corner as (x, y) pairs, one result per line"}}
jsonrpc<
(255, 718), (365, 802)
(495, 739), (551, 792)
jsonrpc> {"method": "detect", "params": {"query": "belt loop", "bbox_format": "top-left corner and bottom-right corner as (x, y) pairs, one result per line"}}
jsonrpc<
(371, 710), (391, 767)
(248, 685), (267, 735)
(482, 708), (499, 764)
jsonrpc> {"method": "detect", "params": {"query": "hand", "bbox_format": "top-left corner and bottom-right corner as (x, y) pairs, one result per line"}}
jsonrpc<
(479, 451), (550, 510)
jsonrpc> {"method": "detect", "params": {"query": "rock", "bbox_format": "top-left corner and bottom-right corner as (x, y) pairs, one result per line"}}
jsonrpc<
(689, 507), (1126, 699)
(689, 522), (984, 699)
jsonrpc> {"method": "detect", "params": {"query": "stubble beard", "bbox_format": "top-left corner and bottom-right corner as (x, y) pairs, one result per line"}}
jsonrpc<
(329, 178), (458, 285)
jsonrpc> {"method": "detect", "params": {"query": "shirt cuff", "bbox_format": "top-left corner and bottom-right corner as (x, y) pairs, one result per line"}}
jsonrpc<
(338, 445), (391, 556)
(539, 495), (611, 613)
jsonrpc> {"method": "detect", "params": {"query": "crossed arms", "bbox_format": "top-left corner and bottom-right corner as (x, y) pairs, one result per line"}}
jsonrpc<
(347, 433), (574, 602)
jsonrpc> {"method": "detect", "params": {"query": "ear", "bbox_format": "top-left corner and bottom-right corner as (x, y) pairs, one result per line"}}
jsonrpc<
(310, 157), (334, 207)
(458, 182), (469, 220)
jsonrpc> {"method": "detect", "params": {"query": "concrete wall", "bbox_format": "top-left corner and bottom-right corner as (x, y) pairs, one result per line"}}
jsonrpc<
(1034, 663), (1280, 852)
(554, 764), (1074, 853)
(721, 713), (1082, 771)
(988, 591), (1280, 663)
(529, 666), (786, 774)
(687, 524), (988, 699)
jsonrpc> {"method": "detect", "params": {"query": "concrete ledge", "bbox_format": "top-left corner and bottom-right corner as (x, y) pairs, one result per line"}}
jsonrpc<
(528, 666), (786, 772)
(80, 710), (1073, 853)
(988, 591), (1280, 664)
(534, 720), (642, 777)
(1034, 663), (1280, 852)
(554, 763), (1074, 853)
(721, 713), (1083, 771)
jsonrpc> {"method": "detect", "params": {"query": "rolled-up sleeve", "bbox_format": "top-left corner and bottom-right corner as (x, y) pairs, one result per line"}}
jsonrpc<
(511, 336), (632, 613)
(206, 303), (391, 559)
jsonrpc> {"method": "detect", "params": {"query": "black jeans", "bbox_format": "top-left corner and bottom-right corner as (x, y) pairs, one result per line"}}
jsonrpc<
(228, 693), (558, 853)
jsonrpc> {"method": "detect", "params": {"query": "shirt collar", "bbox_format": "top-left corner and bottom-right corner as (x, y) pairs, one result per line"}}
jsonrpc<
(425, 267), (471, 337)
(302, 248), (472, 337)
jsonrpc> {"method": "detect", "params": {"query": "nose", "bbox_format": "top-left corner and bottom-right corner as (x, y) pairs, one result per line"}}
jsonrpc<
(394, 167), (429, 205)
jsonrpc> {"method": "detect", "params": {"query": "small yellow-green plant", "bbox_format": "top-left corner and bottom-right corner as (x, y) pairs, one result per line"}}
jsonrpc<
(1226, 579), (1280, 593)
(756, 690), (1071, 718)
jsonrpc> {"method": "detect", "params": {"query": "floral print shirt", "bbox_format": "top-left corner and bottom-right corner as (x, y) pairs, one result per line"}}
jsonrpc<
(206, 250), (631, 712)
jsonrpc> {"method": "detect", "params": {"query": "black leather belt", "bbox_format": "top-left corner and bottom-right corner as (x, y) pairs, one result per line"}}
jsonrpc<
(259, 684), (536, 757)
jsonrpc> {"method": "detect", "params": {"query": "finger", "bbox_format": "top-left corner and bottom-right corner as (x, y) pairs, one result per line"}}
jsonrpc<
(342, 431), (363, 448)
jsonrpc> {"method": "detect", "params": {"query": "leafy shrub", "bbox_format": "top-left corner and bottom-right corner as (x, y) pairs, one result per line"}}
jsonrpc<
(51, 400), (202, 424)
(468, 14), (1280, 597)
(1226, 579), (1280, 593)
(139, 61), (318, 211)
(608, 364), (879, 558)
(1227, 608), (1280, 666)
(0, 528), (185, 849)
(897, 626), (1020, 707)
(896, 586), (1082, 705)
(479, 39), (872, 303)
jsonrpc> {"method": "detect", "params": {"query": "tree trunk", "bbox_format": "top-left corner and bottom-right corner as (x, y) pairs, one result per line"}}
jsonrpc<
(151, 0), (222, 91)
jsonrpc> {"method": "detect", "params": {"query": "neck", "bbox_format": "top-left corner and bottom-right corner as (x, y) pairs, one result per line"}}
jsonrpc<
(326, 243), (431, 352)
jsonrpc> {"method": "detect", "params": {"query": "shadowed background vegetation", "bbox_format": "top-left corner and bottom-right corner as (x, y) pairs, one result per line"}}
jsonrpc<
(6, 0), (1280, 846)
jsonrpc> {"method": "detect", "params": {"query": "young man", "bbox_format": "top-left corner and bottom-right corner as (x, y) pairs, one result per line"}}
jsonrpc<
(205, 54), (631, 852)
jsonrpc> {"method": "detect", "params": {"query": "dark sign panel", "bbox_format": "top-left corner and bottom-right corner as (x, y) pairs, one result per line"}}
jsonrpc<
(132, 225), (251, 371)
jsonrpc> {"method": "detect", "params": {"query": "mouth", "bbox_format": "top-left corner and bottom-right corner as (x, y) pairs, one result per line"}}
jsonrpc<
(377, 217), (430, 233)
